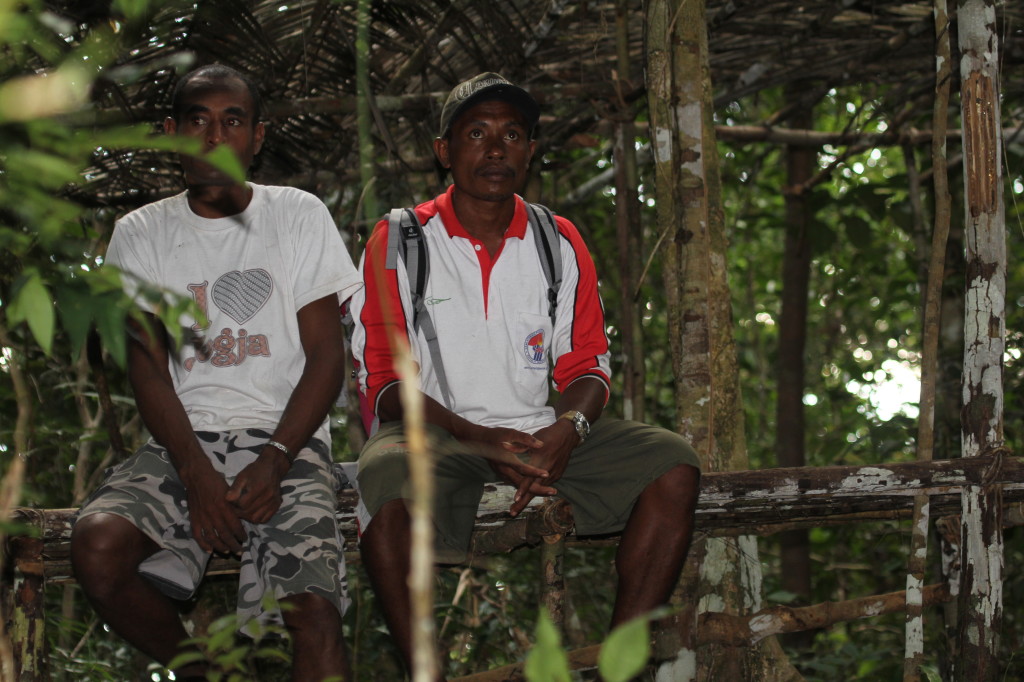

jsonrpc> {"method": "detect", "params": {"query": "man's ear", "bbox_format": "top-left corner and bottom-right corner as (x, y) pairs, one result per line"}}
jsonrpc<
(164, 117), (177, 135)
(433, 137), (451, 169)
(253, 121), (266, 155)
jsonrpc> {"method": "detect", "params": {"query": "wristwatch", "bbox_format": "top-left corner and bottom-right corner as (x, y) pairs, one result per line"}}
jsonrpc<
(559, 410), (590, 443)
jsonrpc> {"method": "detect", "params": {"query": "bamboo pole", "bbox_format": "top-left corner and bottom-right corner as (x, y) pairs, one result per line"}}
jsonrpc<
(399, 355), (438, 682)
(355, 0), (379, 231)
(365, 205), (437, 680)
(0, 322), (32, 680)
(903, 1), (954, 679)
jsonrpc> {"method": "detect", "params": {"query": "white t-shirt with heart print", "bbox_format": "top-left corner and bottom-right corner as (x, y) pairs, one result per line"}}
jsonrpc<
(106, 184), (361, 442)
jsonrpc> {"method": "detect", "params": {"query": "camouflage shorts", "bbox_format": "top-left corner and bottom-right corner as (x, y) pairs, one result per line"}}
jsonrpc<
(77, 428), (350, 635)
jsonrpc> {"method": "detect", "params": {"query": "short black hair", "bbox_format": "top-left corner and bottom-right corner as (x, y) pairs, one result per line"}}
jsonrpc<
(170, 64), (263, 124)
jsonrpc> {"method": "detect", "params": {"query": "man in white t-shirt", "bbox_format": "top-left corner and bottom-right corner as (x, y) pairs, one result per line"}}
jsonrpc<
(71, 64), (361, 682)
(348, 72), (701, 679)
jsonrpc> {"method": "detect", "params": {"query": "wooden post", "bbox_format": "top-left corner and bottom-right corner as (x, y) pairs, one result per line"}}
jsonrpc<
(539, 534), (566, 630)
(612, 0), (645, 424)
(9, 536), (47, 682)
(956, 0), (1006, 679)
(904, 1), (954, 678)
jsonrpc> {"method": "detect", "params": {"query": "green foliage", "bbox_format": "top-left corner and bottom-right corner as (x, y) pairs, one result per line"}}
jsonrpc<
(4, 1), (1023, 679)
(597, 615), (651, 682)
(0, 5), (239, 365)
(524, 611), (570, 682)
(6, 268), (54, 354)
(167, 612), (292, 682)
(49, 611), (138, 681)
(523, 609), (653, 682)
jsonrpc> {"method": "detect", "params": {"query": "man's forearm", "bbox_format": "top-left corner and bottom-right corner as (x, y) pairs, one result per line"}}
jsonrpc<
(128, 325), (213, 483)
(553, 375), (606, 425)
(376, 382), (483, 441)
(262, 347), (343, 461)
(261, 294), (347, 462)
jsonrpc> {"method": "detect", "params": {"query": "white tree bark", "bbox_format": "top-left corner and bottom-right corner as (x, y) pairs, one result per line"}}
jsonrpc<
(956, 0), (1006, 678)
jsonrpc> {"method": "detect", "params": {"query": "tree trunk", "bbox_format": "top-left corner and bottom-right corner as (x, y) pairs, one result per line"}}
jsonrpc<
(776, 87), (813, 647)
(613, 0), (645, 424)
(956, 0), (1006, 679)
(645, 0), (800, 679)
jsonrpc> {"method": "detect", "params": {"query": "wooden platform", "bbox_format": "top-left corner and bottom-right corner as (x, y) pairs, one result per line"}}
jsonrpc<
(5, 454), (1024, 680)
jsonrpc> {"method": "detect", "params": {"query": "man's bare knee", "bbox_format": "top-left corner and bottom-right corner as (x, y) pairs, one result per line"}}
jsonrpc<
(362, 499), (410, 543)
(652, 463), (700, 501)
(71, 513), (155, 593)
(281, 593), (342, 640)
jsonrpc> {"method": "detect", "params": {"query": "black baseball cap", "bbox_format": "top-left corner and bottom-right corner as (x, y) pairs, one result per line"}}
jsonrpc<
(438, 72), (540, 138)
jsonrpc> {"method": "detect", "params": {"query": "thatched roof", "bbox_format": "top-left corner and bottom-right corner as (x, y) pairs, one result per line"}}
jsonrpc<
(68, 0), (1023, 210)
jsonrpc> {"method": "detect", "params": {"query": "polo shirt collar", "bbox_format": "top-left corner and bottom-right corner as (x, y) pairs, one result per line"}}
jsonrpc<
(437, 185), (529, 241)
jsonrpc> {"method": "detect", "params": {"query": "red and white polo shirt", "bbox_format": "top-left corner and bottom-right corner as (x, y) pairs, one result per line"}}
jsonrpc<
(349, 185), (611, 434)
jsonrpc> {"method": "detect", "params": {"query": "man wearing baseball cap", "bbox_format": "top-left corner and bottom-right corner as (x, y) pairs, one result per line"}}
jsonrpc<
(348, 72), (700, 678)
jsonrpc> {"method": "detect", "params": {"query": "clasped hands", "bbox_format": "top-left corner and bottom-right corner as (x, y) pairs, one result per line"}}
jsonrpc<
(183, 451), (286, 555)
(479, 418), (580, 517)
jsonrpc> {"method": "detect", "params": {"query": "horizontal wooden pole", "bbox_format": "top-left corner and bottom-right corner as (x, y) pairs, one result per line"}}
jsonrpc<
(451, 583), (953, 681)
(72, 91), (1021, 148)
(8, 454), (1021, 581)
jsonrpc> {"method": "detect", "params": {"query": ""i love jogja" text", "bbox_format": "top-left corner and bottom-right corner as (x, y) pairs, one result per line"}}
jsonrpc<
(184, 327), (271, 371)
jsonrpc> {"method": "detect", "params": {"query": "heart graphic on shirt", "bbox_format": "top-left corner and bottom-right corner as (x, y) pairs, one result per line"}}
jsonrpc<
(211, 269), (273, 324)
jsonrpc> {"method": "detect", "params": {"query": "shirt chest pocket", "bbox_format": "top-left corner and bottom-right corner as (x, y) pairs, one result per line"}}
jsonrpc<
(516, 312), (553, 372)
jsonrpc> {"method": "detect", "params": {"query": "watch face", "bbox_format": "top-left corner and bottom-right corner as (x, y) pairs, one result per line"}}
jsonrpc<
(561, 411), (588, 440)
(573, 413), (589, 439)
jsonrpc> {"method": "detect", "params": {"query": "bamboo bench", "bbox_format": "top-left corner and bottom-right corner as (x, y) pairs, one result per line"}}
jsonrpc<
(6, 454), (1024, 680)
(3, 462), (578, 681)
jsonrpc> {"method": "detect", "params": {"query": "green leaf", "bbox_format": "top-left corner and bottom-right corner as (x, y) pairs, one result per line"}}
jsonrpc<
(7, 271), (55, 355)
(214, 646), (249, 671)
(166, 649), (205, 671)
(0, 67), (89, 122)
(203, 144), (247, 183)
(11, 149), (81, 188)
(111, 0), (151, 23)
(254, 646), (291, 662)
(144, 134), (202, 156)
(844, 215), (873, 250)
(598, 615), (650, 682)
(56, 284), (95, 358)
(524, 611), (571, 682)
(93, 292), (128, 367)
(206, 614), (239, 653)
(89, 264), (131, 294)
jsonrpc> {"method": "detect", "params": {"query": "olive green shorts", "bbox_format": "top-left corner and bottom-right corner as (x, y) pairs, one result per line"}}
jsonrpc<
(356, 418), (700, 561)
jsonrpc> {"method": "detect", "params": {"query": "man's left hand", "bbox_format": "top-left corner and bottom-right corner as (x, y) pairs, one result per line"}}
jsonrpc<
(508, 417), (579, 517)
(226, 452), (289, 523)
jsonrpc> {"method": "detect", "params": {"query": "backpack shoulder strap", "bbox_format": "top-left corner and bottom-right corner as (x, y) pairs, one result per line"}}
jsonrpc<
(386, 208), (427, 307)
(525, 202), (562, 327)
(384, 208), (454, 410)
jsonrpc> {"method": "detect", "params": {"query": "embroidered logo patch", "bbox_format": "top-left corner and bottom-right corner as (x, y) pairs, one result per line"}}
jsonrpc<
(212, 269), (273, 324)
(523, 329), (546, 364)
